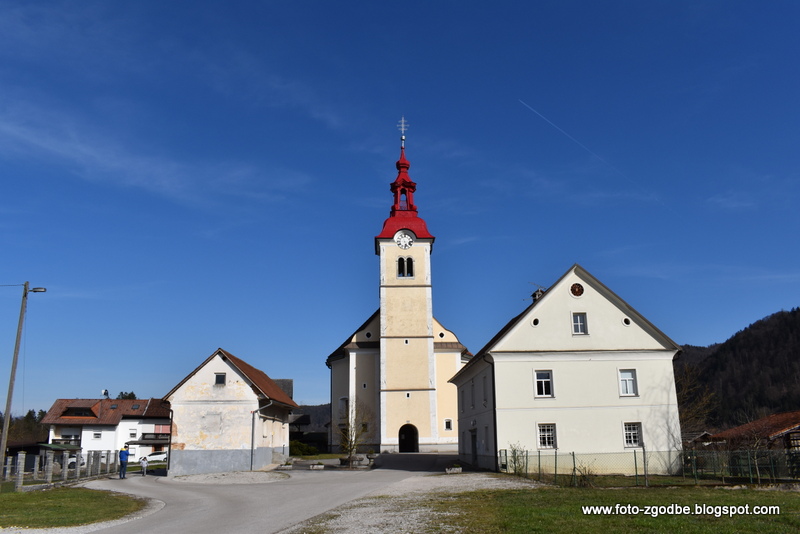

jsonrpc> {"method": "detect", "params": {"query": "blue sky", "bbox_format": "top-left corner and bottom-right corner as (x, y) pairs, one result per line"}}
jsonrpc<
(1, 1), (798, 414)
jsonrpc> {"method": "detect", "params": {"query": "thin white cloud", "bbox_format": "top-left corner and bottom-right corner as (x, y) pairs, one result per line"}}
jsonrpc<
(707, 191), (755, 210)
(0, 95), (311, 207)
(191, 44), (345, 131)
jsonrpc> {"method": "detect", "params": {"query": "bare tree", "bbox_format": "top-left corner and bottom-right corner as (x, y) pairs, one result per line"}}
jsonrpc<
(675, 364), (716, 435)
(338, 397), (374, 466)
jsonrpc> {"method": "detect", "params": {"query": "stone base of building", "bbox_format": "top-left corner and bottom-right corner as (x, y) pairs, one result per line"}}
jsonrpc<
(168, 446), (287, 476)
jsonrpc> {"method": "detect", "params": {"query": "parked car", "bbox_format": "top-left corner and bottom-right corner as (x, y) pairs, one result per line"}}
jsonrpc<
(141, 451), (168, 462)
(66, 455), (85, 469)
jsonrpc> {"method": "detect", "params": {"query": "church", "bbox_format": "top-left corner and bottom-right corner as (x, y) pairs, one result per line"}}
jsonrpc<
(326, 129), (470, 454)
(326, 125), (681, 466)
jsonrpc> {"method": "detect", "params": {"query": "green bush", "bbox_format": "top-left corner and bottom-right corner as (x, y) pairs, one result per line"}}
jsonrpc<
(290, 440), (319, 456)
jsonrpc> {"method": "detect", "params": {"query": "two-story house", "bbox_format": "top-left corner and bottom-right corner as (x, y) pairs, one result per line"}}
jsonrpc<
(450, 264), (682, 474)
(41, 397), (171, 462)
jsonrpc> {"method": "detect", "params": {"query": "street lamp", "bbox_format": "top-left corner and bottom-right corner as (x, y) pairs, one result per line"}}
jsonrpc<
(0, 282), (46, 467)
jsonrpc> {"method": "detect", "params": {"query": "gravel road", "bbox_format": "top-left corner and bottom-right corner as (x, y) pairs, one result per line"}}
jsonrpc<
(278, 471), (543, 533)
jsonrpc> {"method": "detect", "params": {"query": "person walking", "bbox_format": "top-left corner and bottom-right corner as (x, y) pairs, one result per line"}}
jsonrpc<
(119, 446), (130, 479)
(140, 455), (148, 476)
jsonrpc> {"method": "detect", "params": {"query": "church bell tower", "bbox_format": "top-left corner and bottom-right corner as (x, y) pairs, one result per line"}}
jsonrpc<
(326, 118), (466, 454)
(374, 120), (438, 452)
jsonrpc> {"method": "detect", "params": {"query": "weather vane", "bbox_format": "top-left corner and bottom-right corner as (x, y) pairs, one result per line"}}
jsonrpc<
(397, 116), (409, 147)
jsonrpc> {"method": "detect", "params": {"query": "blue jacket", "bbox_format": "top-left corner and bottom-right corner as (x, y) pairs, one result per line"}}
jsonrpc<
(119, 449), (130, 462)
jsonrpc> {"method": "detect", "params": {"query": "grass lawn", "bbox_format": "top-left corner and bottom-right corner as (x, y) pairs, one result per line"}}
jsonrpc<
(0, 487), (145, 529)
(429, 485), (800, 533)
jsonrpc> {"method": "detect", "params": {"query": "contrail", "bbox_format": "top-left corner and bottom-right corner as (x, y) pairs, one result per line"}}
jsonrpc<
(518, 99), (609, 165)
(518, 98), (674, 213)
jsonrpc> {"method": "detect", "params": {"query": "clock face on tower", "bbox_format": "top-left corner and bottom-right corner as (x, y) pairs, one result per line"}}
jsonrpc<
(394, 231), (414, 249)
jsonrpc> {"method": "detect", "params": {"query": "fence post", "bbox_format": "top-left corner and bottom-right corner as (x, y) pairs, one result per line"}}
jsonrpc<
(571, 452), (577, 487)
(692, 450), (698, 484)
(45, 450), (54, 484)
(769, 453), (776, 483)
(554, 450), (558, 486)
(642, 444), (649, 487)
(525, 449), (529, 477)
(14, 452), (26, 491)
(2, 456), (10, 481)
(634, 449), (639, 486)
(73, 449), (82, 481)
(747, 450), (753, 484)
(538, 450), (541, 481)
(60, 452), (68, 482)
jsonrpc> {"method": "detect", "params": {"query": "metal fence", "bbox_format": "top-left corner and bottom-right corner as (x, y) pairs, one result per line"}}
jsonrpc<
(1, 450), (119, 492)
(497, 448), (800, 487)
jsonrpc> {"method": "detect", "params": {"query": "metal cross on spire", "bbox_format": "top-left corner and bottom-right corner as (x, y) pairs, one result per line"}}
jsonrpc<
(397, 116), (409, 147)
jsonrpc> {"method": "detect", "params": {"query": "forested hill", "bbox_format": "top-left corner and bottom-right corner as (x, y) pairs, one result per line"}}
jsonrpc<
(677, 307), (800, 430)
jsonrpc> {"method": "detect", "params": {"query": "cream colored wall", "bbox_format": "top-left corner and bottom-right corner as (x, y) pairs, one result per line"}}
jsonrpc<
(384, 390), (432, 438)
(452, 359), (496, 469)
(495, 272), (667, 353)
(377, 241), (432, 286)
(382, 288), (432, 335)
(329, 356), (351, 426)
(168, 355), (259, 451)
(492, 352), (681, 454)
(257, 403), (291, 450)
(354, 351), (379, 444)
(435, 351), (463, 443)
(384, 338), (431, 389)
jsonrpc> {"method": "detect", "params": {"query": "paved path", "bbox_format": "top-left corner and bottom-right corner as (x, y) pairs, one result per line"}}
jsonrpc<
(81, 454), (457, 534)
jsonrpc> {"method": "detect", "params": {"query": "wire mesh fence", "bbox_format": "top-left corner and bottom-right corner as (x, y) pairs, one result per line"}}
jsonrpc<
(498, 447), (800, 487)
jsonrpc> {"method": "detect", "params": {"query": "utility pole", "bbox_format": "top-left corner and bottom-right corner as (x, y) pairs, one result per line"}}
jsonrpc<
(0, 282), (46, 477)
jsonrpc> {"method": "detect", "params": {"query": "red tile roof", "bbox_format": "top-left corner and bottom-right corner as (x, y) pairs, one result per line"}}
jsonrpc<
(711, 410), (800, 442)
(41, 398), (170, 426)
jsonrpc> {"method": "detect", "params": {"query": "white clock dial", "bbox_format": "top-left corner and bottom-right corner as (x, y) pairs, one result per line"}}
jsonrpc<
(394, 232), (413, 249)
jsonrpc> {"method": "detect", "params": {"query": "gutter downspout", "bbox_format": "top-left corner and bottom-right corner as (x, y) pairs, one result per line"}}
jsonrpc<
(250, 399), (273, 471)
(167, 407), (173, 473)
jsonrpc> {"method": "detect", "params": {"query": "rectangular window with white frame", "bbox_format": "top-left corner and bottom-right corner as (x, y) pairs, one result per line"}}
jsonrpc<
(619, 369), (638, 396)
(535, 370), (554, 397)
(572, 312), (588, 334)
(624, 422), (642, 447)
(537, 423), (556, 449)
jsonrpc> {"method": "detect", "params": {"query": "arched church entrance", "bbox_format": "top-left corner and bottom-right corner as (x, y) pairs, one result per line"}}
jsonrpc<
(398, 424), (419, 452)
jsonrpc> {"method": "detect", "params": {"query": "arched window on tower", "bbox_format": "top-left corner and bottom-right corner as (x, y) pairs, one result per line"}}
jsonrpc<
(399, 189), (408, 210)
(397, 257), (414, 278)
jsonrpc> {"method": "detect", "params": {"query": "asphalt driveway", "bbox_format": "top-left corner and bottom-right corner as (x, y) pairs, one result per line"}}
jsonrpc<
(80, 454), (457, 534)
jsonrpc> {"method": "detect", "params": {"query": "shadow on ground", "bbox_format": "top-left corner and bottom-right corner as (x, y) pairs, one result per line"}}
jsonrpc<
(372, 453), (460, 472)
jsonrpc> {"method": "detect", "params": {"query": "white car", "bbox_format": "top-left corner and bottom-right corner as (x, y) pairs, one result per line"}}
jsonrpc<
(66, 455), (85, 469)
(141, 451), (168, 462)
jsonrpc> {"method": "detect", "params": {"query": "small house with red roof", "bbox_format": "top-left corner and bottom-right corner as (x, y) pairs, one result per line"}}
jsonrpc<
(41, 397), (171, 462)
(164, 348), (297, 476)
